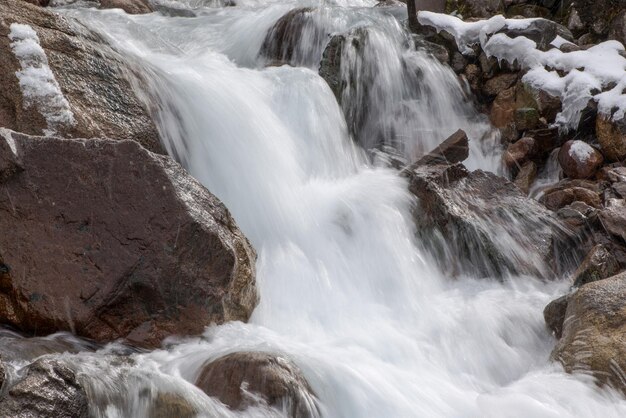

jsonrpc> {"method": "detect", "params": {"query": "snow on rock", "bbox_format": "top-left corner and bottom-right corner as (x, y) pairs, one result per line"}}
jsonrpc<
(8, 23), (74, 133)
(417, 12), (626, 131)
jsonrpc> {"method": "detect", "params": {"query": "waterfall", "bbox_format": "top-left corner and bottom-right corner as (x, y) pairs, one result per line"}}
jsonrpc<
(50, 1), (626, 416)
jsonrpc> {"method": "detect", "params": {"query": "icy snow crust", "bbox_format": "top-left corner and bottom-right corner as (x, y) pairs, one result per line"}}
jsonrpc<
(418, 12), (626, 130)
(8, 23), (74, 133)
(569, 140), (594, 160)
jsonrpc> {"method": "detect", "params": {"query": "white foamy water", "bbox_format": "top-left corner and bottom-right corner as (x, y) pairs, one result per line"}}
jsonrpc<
(51, 1), (626, 416)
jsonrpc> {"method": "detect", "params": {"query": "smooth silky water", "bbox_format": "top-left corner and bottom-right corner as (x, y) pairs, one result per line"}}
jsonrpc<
(44, 0), (626, 416)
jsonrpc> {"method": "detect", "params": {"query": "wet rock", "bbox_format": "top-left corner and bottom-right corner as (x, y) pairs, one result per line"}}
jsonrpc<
(574, 0), (624, 36)
(446, 0), (504, 18)
(0, 0), (163, 153)
(490, 87), (516, 128)
(598, 199), (626, 242)
(482, 73), (518, 97)
(571, 244), (620, 287)
(150, 392), (198, 418)
(558, 140), (604, 179)
(609, 10), (626, 46)
(556, 201), (596, 228)
(99, 0), (153, 14)
(406, 161), (571, 278)
(450, 51), (468, 74)
(552, 272), (626, 394)
(413, 36), (450, 64)
(514, 107), (539, 131)
(503, 136), (536, 170)
(0, 357), (88, 417)
(464, 63), (482, 92)
(613, 181), (626, 198)
(0, 130), (258, 348)
(543, 294), (570, 338)
(516, 81), (562, 124)
(259, 8), (323, 66)
(514, 161), (537, 194)
(496, 18), (573, 51)
(597, 114), (626, 162)
(196, 352), (319, 417)
(541, 185), (602, 211)
(414, 129), (469, 166)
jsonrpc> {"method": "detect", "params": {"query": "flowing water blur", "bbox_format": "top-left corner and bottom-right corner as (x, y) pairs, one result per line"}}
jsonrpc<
(46, 0), (626, 416)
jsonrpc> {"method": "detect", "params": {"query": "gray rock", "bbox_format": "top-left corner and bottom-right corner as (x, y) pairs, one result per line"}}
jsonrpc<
(0, 358), (88, 417)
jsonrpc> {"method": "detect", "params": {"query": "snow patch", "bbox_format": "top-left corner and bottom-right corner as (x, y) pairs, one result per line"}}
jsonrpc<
(8, 23), (75, 133)
(417, 12), (626, 131)
(568, 140), (594, 161)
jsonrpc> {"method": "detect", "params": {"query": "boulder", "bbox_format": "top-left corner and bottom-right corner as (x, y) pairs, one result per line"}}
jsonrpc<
(195, 352), (319, 417)
(514, 161), (537, 194)
(598, 199), (626, 242)
(570, 244), (620, 287)
(405, 161), (572, 278)
(0, 130), (258, 348)
(597, 114), (626, 162)
(259, 8), (323, 67)
(558, 140), (604, 179)
(552, 272), (626, 394)
(150, 392), (198, 418)
(482, 73), (518, 97)
(514, 107), (539, 131)
(543, 294), (569, 338)
(413, 129), (469, 165)
(503, 136), (536, 170)
(0, 0), (163, 153)
(574, 0), (625, 36)
(490, 87), (516, 128)
(0, 357), (89, 417)
(99, 0), (153, 14)
(541, 186), (602, 210)
(608, 10), (626, 46)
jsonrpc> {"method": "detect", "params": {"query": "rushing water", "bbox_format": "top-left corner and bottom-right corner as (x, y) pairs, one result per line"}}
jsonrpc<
(41, 0), (626, 416)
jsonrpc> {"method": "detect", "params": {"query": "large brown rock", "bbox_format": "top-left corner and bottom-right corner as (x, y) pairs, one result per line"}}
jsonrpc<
(0, 357), (89, 417)
(503, 136), (536, 170)
(0, 129), (258, 348)
(570, 244), (620, 287)
(0, 0), (163, 153)
(405, 161), (572, 278)
(597, 114), (626, 162)
(490, 87), (516, 129)
(540, 179), (603, 210)
(414, 129), (469, 166)
(551, 272), (626, 394)
(558, 140), (604, 179)
(196, 352), (320, 417)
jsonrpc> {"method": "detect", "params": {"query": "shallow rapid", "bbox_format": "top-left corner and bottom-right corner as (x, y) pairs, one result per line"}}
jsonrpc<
(53, 0), (626, 416)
